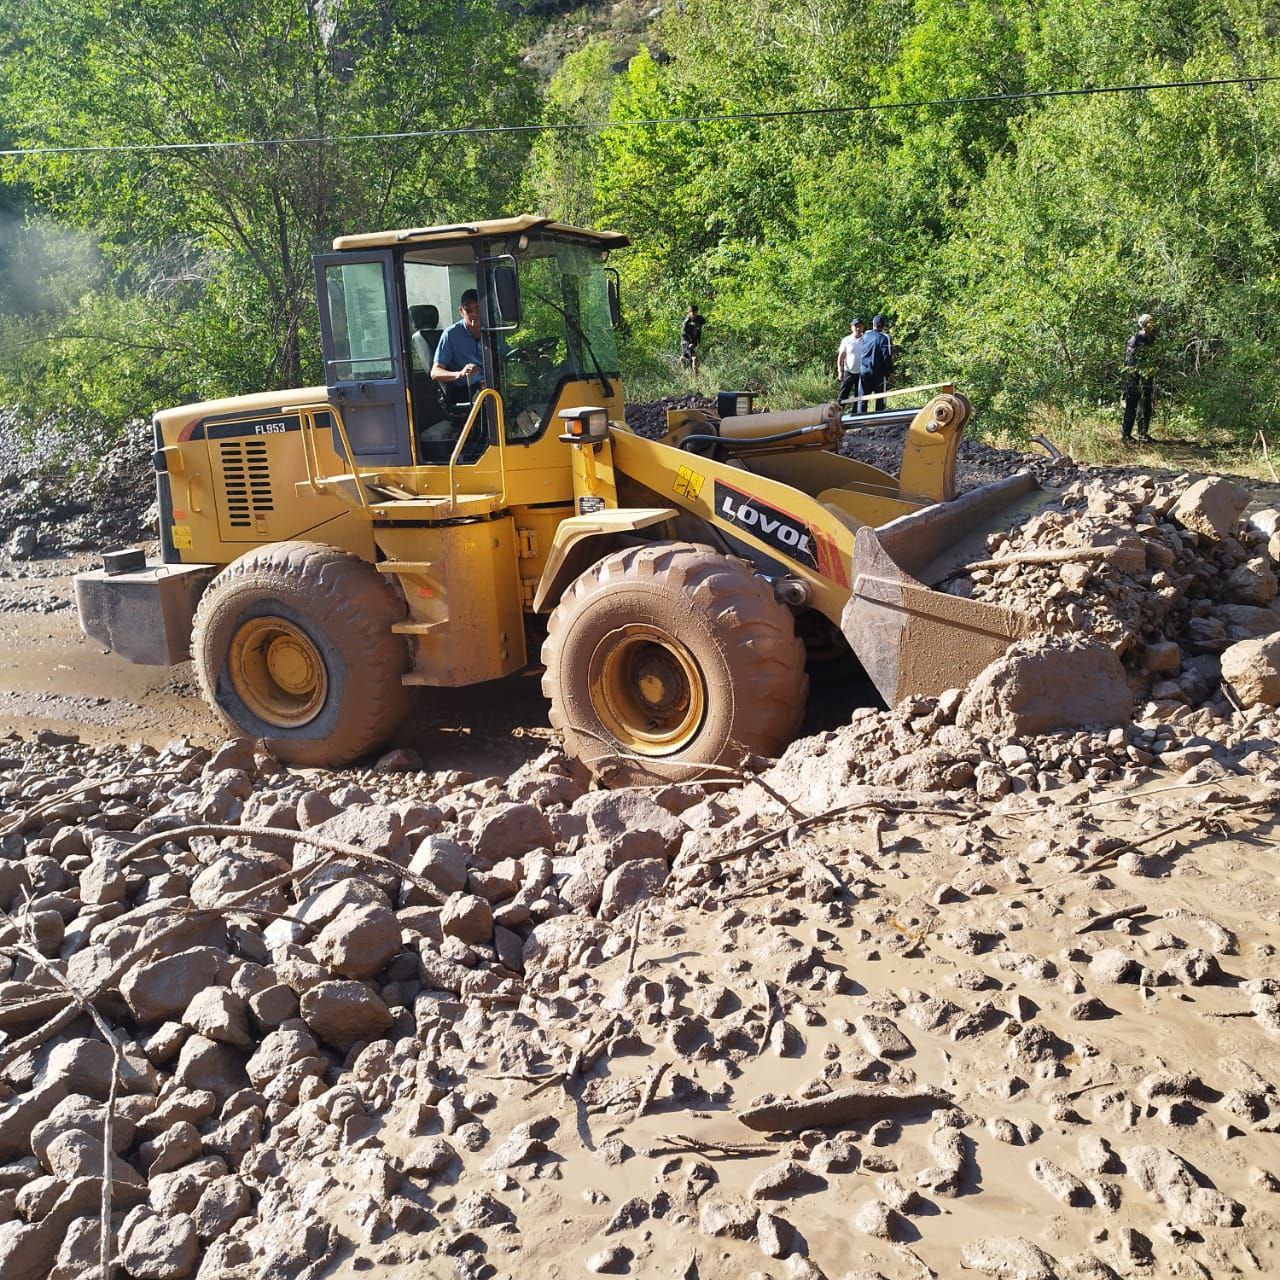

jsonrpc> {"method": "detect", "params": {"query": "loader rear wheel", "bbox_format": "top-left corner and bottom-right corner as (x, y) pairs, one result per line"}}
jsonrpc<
(191, 541), (415, 767)
(541, 542), (808, 785)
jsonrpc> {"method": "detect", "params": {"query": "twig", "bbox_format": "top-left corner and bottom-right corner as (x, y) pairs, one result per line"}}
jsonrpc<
(8, 924), (122, 1280)
(1076, 904), (1148, 934)
(965, 545), (1126, 571)
(643, 1134), (776, 1158)
(1256, 429), (1279, 483)
(626, 905), (644, 976)
(634, 1060), (671, 1120)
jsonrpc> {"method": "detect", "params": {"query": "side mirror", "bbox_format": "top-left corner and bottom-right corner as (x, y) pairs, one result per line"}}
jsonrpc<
(492, 264), (522, 327)
(606, 270), (622, 329)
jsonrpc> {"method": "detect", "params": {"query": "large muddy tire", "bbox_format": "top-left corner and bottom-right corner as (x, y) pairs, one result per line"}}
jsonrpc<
(191, 541), (416, 767)
(541, 541), (808, 785)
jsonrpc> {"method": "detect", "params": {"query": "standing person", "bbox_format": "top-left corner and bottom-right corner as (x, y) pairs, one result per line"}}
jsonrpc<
(858, 314), (894, 414)
(836, 318), (864, 403)
(680, 303), (705, 375)
(1121, 313), (1158, 444)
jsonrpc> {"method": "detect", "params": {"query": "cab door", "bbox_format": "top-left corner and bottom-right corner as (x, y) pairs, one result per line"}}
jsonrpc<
(314, 250), (413, 467)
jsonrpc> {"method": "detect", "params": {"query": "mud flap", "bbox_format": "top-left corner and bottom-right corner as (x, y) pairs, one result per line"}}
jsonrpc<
(75, 562), (215, 665)
(842, 472), (1044, 705)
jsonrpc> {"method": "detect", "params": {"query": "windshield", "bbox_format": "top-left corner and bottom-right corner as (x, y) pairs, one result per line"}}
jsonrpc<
(494, 237), (619, 440)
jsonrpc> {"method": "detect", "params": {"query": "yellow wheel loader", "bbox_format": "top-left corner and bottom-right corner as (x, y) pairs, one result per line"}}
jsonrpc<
(74, 215), (1041, 783)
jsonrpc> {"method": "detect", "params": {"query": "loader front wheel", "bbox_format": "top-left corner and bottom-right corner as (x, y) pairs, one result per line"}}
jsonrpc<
(541, 542), (808, 785)
(191, 541), (415, 766)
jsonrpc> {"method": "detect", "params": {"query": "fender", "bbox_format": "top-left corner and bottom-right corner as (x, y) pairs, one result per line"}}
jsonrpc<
(532, 507), (678, 613)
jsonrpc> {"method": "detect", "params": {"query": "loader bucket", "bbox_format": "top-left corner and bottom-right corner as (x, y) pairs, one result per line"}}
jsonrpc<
(841, 470), (1052, 705)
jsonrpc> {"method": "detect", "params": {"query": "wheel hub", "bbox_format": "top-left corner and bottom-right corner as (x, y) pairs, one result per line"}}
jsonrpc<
(229, 616), (327, 728)
(590, 624), (706, 755)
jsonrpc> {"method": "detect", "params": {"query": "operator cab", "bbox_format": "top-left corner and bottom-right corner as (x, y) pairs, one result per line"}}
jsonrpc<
(314, 216), (626, 471)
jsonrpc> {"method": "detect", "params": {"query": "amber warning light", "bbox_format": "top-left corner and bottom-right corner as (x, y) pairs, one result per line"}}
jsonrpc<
(557, 406), (609, 443)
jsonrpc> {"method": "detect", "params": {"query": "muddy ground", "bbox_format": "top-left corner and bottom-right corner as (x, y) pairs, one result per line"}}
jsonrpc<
(1, 414), (1279, 1280)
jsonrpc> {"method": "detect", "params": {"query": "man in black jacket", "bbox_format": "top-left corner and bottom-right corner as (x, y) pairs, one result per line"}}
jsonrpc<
(1122, 313), (1157, 443)
(858, 315), (894, 414)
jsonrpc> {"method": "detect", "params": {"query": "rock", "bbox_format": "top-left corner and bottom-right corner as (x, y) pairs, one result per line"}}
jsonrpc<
(739, 1084), (953, 1132)
(1030, 1157), (1090, 1206)
(1162, 948), (1221, 986)
(472, 803), (553, 867)
(1124, 1144), (1243, 1226)
(405, 836), (469, 899)
(0, 1177), (98, 1280)
(79, 858), (127, 906)
(440, 893), (493, 945)
(119, 1207), (199, 1279)
(121, 948), (223, 1024)
(173, 1035), (245, 1102)
(586, 1245), (633, 1274)
(312, 904), (401, 979)
(755, 1210), (794, 1258)
(6, 524), (37, 559)
(35, 1038), (117, 1101)
(1088, 948), (1141, 984)
(699, 1198), (758, 1239)
(1221, 634), (1280, 708)
(854, 1014), (913, 1059)
(1172, 476), (1249, 540)
(453, 1189), (516, 1230)
(957, 637), (1131, 737)
(748, 1160), (828, 1201)
(853, 1199), (903, 1240)
(300, 981), (392, 1050)
(43, 1130), (146, 1202)
(599, 857), (668, 920)
(583, 790), (687, 860)
(192, 1175), (251, 1241)
(181, 988), (251, 1046)
(959, 1236), (1060, 1279)
(1226, 558), (1278, 605)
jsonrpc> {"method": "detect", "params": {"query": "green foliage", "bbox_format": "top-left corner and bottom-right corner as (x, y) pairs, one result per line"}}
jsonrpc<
(0, 0), (536, 436)
(1, 0), (1278, 447)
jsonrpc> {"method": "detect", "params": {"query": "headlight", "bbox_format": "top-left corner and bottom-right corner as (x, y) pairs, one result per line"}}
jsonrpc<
(717, 391), (755, 419)
(557, 406), (610, 442)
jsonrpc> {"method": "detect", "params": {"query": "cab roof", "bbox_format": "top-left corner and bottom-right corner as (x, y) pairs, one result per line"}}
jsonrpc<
(333, 215), (629, 252)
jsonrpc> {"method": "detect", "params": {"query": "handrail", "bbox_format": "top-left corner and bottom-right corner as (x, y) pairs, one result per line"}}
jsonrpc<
(446, 387), (507, 515)
(284, 401), (372, 514)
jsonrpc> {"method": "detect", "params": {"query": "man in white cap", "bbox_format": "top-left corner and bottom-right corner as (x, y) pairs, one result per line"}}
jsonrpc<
(1122, 313), (1158, 444)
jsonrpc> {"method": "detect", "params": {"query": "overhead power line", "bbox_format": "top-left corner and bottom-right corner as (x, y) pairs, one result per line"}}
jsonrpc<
(1, 72), (1276, 159)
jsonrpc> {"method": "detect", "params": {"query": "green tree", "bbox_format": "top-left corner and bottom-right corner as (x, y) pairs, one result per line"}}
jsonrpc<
(0, 0), (536, 433)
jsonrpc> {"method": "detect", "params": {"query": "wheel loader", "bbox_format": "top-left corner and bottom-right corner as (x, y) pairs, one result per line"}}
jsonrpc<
(74, 215), (1043, 783)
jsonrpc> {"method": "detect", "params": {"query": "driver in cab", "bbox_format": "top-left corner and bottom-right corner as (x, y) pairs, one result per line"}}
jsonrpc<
(431, 289), (484, 402)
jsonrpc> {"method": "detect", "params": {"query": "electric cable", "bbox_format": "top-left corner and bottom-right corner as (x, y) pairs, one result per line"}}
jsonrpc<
(0, 72), (1275, 159)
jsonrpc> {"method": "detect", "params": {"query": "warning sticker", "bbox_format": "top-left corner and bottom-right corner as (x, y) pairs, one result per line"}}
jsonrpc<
(673, 465), (704, 500)
(170, 525), (193, 549)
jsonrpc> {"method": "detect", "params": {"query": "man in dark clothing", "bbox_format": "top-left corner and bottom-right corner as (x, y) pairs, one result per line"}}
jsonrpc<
(680, 304), (705, 371)
(1121, 313), (1157, 443)
(858, 314), (893, 413)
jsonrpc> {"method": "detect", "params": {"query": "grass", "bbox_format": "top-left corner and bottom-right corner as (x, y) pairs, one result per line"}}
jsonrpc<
(994, 403), (1280, 484)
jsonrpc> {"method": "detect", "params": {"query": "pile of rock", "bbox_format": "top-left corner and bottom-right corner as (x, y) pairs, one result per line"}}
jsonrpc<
(623, 393), (715, 439)
(0, 729), (723, 1277)
(947, 473), (1280, 713)
(0, 419), (154, 563)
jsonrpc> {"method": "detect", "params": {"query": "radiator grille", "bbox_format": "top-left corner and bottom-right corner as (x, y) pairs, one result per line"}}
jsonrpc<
(219, 440), (274, 527)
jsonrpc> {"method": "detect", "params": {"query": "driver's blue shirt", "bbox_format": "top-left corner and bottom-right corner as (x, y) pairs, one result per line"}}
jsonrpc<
(434, 321), (485, 388)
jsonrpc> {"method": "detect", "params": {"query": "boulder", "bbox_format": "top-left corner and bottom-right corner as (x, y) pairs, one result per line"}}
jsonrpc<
(583, 791), (687, 861)
(598, 858), (668, 920)
(312, 904), (401, 980)
(299, 981), (392, 1050)
(1172, 476), (1249, 540)
(404, 836), (469, 902)
(35, 1038), (116, 1101)
(439, 893), (493, 945)
(472, 803), (554, 867)
(958, 636), (1131, 736)
(172, 1035), (245, 1101)
(181, 989), (251, 1047)
(1226, 557), (1278, 606)
(121, 948), (223, 1024)
(119, 1207), (199, 1279)
(245, 1026), (324, 1091)
(1221, 634), (1280, 708)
